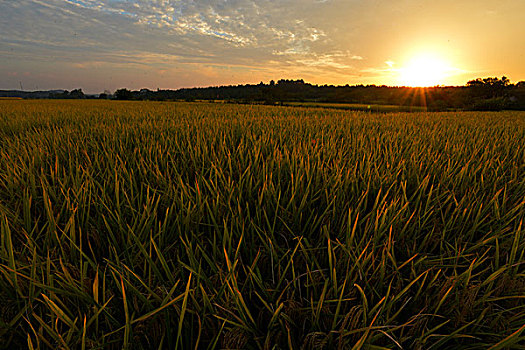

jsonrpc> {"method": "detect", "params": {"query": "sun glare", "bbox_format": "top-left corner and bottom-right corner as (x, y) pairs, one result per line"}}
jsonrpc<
(398, 54), (451, 87)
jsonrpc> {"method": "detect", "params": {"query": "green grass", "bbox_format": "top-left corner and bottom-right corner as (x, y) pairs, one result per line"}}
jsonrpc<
(0, 100), (524, 349)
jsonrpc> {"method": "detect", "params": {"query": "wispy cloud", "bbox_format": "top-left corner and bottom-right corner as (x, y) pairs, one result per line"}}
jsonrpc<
(1, 0), (336, 66)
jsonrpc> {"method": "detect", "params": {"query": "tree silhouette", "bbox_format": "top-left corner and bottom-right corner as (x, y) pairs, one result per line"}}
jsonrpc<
(115, 88), (133, 100)
(69, 89), (85, 99)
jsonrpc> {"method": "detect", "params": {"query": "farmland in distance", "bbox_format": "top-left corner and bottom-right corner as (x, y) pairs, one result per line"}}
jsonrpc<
(0, 100), (524, 349)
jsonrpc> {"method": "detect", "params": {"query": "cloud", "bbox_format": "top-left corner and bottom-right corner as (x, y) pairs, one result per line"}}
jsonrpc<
(1, 0), (340, 67)
(291, 51), (363, 70)
(51, 0), (328, 50)
(10, 0), (487, 90)
(0, 0), (373, 91)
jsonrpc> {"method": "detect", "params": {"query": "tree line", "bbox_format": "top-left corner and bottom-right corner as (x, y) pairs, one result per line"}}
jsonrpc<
(2, 77), (524, 111)
(113, 77), (525, 111)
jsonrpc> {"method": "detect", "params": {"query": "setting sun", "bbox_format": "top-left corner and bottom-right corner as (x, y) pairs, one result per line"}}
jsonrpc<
(398, 54), (452, 87)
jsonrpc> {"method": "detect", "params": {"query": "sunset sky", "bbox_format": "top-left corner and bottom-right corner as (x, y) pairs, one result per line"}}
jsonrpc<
(1, 0), (524, 93)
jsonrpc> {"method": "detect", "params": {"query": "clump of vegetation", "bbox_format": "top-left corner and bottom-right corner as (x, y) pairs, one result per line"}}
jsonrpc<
(0, 100), (524, 349)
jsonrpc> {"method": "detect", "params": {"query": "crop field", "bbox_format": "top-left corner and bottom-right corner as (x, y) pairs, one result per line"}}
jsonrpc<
(281, 102), (427, 113)
(0, 100), (524, 349)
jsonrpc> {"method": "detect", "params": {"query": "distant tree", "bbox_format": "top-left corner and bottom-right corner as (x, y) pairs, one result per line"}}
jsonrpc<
(467, 76), (511, 100)
(49, 90), (69, 99)
(467, 76), (510, 88)
(102, 89), (112, 98)
(99, 93), (108, 99)
(69, 89), (85, 99)
(114, 88), (133, 100)
(466, 79), (484, 87)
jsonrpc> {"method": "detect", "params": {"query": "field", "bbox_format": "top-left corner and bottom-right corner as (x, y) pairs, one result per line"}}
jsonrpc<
(0, 100), (524, 349)
(281, 102), (427, 113)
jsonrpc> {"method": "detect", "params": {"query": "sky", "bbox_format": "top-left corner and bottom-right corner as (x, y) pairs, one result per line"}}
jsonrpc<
(1, 0), (524, 93)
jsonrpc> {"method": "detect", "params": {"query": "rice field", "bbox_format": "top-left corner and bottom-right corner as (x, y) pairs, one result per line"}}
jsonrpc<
(0, 100), (524, 349)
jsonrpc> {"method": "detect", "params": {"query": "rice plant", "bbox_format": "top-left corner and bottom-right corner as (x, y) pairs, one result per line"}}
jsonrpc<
(0, 100), (524, 349)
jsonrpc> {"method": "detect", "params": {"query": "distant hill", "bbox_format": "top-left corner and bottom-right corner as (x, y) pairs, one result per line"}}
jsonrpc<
(0, 89), (94, 99)
(0, 90), (66, 99)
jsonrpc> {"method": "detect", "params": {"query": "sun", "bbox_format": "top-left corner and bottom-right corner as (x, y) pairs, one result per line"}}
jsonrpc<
(398, 54), (451, 87)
